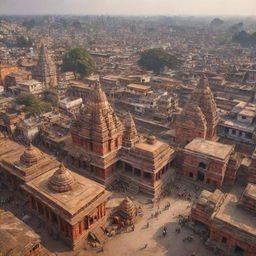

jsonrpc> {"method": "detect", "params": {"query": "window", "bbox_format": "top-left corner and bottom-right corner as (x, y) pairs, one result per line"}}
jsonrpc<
(232, 129), (236, 135)
(222, 237), (227, 244)
(198, 162), (207, 169)
(241, 115), (246, 119)
(189, 172), (193, 178)
(245, 133), (252, 139)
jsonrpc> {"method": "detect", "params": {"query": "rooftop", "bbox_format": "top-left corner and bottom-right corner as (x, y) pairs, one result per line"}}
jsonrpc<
(23, 168), (111, 224)
(214, 193), (256, 238)
(127, 83), (151, 91)
(185, 138), (233, 161)
(0, 211), (40, 255)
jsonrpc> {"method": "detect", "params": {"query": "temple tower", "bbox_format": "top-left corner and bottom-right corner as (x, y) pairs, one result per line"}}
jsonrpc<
(33, 43), (58, 88)
(175, 75), (219, 145)
(122, 112), (139, 148)
(68, 81), (123, 185)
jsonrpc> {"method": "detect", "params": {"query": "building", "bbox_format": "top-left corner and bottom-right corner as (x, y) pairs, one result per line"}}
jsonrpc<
(218, 101), (256, 155)
(191, 185), (256, 256)
(67, 81), (124, 186)
(182, 138), (240, 188)
(14, 80), (44, 98)
(175, 76), (219, 145)
(59, 97), (83, 115)
(0, 140), (59, 190)
(0, 211), (45, 256)
(32, 43), (58, 88)
(66, 83), (176, 197)
(0, 63), (20, 86)
(22, 163), (111, 250)
(4, 70), (32, 89)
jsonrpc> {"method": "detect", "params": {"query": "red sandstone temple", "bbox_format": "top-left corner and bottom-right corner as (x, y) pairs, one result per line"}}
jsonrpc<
(66, 82), (176, 197)
(175, 75), (219, 145)
(0, 135), (111, 250)
(191, 184), (256, 256)
(181, 138), (241, 189)
(22, 163), (110, 249)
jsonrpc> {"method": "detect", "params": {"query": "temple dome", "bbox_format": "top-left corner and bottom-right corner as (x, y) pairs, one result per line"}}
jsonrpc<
(20, 143), (43, 167)
(48, 163), (76, 192)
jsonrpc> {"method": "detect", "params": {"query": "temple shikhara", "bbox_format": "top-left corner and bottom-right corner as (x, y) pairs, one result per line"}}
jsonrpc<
(67, 82), (176, 197)
(32, 43), (58, 88)
(175, 76), (219, 145)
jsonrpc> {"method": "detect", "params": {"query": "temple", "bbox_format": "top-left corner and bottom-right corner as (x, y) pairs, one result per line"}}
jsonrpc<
(181, 138), (240, 189)
(175, 76), (219, 145)
(0, 211), (45, 256)
(0, 140), (59, 190)
(66, 83), (176, 197)
(32, 43), (58, 88)
(191, 185), (256, 256)
(67, 81), (124, 185)
(22, 163), (111, 249)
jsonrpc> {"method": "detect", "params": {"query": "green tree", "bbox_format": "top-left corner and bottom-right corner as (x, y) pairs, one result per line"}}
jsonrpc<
(232, 31), (256, 46)
(61, 48), (96, 79)
(138, 48), (179, 74)
(15, 93), (52, 117)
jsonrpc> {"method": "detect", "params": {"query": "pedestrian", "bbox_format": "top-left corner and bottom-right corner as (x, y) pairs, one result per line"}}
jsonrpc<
(144, 243), (148, 249)
(132, 224), (135, 231)
(146, 222), (149, 228)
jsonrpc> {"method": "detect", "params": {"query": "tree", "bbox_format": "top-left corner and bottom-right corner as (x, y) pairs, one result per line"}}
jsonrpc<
(61, 48), (96, 79)
(138, 48), (179, 74)
(232, 31), (256, 47)
(15, 93), (52, 117)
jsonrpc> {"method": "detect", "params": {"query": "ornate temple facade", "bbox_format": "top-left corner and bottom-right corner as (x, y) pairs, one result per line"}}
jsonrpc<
(0, 135), (111, 250)
(67, 81), (124, 185)
(22, 164), (111, 250)
(191, 185), (256, 256)
(66, 82), (176, 197)
(33, 43), (58, 88)
(175, 76), (219, 145)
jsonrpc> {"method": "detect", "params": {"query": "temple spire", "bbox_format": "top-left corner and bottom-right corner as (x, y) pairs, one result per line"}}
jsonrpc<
(122, 112), (139, 148)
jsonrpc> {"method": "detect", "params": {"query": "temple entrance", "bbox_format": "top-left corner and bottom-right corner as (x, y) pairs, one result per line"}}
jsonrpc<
(197, 171), (205, 182)
(234, 246), (244, 256)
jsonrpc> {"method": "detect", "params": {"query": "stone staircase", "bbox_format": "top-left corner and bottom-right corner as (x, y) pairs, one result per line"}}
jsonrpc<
(89, 226), (107, 245)
(126, 182), (139, 195)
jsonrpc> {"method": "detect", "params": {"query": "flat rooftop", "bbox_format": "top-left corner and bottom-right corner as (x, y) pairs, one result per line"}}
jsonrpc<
(127, 83), (151, 91)
(214, 193), (256, 238)
(135, 140), (165, 153)
(0, 211), (40, 255)
(185, 138), (233, 161)
(23, 169), (110, 224)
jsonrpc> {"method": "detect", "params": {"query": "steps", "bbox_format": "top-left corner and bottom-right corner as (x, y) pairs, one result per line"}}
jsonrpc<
(89, 226), (107, 245)
(126, 182), (139, 195)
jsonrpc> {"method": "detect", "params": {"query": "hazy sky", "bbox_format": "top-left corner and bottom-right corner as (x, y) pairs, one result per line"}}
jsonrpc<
(0, 0), (256, 16)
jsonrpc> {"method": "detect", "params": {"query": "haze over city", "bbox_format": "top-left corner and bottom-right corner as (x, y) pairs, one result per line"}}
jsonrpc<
(0, 0), (256, 16)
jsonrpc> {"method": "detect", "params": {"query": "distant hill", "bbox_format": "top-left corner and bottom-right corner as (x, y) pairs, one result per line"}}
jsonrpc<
(232, 31), (256, 47)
